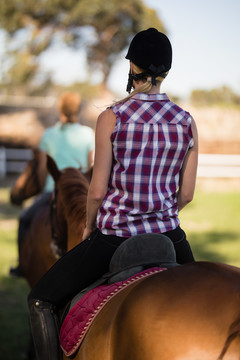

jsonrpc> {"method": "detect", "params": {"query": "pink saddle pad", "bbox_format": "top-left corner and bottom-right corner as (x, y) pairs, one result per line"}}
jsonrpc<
(60, 267), (166, 356)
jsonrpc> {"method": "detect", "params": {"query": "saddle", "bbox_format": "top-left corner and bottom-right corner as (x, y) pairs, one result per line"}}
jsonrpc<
(59, 233), (179, 356)
(61, 233), (179, 317)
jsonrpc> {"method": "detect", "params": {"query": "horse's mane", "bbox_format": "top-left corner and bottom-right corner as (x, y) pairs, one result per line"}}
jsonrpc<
(57, 168), (89, 231)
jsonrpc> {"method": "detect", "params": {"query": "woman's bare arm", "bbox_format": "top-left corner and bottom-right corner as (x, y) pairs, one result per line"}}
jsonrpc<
(82, 109), (116, 240)
(177, 117), (198, 212)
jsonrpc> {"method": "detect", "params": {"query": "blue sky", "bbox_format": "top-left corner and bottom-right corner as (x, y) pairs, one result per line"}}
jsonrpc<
(108, 0), (240, 98)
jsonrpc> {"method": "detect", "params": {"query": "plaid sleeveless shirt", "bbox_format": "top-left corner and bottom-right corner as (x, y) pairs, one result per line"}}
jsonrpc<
(97, 93), (194, 237)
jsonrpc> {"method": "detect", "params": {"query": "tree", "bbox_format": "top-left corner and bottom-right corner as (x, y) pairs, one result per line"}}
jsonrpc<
(0, 0), (166, 94)
(190, 86), (240, 106)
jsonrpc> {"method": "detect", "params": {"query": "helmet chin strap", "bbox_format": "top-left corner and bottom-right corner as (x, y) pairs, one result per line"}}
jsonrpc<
(126, 64), (167, 94)
(126, 71), (135, 93)
(126, 63), (134, 93)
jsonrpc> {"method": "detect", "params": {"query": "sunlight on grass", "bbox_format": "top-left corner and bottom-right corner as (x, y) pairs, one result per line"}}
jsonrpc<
(180, 187), (240, 267)
(0, 229), (18, 275)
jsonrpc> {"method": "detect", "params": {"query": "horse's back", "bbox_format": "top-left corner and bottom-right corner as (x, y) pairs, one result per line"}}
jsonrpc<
(71, 262), (240, 360)
(112, 261), (240, 360)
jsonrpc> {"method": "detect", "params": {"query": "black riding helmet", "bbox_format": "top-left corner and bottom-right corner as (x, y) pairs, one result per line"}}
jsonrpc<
(125, 28), (172, 92)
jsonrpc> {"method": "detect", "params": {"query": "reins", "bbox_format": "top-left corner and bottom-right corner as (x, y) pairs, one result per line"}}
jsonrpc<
(49, 188), (66, 258)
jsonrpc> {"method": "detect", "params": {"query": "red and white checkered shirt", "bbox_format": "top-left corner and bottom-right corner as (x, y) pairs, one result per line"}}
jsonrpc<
(97, 93), (194, 237)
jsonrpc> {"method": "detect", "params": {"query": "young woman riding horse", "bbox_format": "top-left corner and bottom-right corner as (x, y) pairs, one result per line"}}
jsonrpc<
(11, 154), (90, 288)
(10, 92), (94, 276)
(28, 28), (198, 360)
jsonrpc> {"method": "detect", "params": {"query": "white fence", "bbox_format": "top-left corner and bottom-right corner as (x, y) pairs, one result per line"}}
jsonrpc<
(0, 147), (33, 177)
(0, 147), (240, 179)
(198, 154), (240, 178)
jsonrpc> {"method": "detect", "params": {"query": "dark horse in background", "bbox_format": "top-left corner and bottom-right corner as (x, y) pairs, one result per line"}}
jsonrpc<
(10, 149), (91, 288)
(11, 154), (240, 359)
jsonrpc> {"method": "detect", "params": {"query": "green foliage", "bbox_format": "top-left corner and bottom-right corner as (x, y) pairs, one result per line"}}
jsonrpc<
(7, 52), (38, 86)
(190, 86), (240, 106)
(0, 0), (166, 94)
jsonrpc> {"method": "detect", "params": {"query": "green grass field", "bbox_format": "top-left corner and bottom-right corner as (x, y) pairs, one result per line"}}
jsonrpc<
(0, 182), (240, 359)
(0, 188), (30, 359)
(181, 185), (240, 266)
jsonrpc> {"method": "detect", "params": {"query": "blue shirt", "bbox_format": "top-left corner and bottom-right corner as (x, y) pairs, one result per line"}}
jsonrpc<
(40, 122), (95, 192)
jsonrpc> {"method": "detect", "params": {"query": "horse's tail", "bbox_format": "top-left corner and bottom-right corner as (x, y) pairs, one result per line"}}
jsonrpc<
(217, 317), (240, 359)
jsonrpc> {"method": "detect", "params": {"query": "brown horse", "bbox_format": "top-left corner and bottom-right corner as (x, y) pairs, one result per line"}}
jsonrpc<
(46, 155), (90, 251)
(14, 157), (240, 358)
(45, 160), (240, 359)
(61, 261), (240, 360)
(10, 153), (90, 288)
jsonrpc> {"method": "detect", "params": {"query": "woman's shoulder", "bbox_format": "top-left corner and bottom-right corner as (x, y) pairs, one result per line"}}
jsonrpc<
(96, 108), (116, 133)
(42, 122), (61, 136)
(98, 108), (116, 123)
(165, 99), (194, 124)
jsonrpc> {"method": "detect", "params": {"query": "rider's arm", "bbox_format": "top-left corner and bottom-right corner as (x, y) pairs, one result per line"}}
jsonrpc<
(82, 109), (116, 240)
(177, 117), (198, 212)
(87, 149), (94, 170)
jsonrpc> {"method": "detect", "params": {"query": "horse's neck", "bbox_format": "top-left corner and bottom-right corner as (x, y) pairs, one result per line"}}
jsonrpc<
(67, 221), (85, 251)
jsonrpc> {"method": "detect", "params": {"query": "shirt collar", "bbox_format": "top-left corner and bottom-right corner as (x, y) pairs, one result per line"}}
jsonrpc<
(131, 93), (169, 102)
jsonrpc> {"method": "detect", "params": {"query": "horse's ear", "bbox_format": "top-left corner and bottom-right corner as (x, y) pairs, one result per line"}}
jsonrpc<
(46, 155), (61, 182)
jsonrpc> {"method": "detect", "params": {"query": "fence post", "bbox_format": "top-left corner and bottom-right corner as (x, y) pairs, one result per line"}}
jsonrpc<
(0, 147), (6, 178)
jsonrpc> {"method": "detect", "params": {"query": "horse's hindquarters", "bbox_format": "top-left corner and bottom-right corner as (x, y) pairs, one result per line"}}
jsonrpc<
(69, 262), (240, 360)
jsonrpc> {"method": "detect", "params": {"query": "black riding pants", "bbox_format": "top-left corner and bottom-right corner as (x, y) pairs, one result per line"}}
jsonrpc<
(28, 226), (194, 307)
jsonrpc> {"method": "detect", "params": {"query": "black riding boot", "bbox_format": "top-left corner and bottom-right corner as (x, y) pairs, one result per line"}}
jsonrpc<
(28, 299), (62, 360)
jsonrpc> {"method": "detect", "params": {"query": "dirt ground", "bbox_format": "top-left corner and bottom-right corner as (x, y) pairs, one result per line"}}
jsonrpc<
(185, 104), (240, 154)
